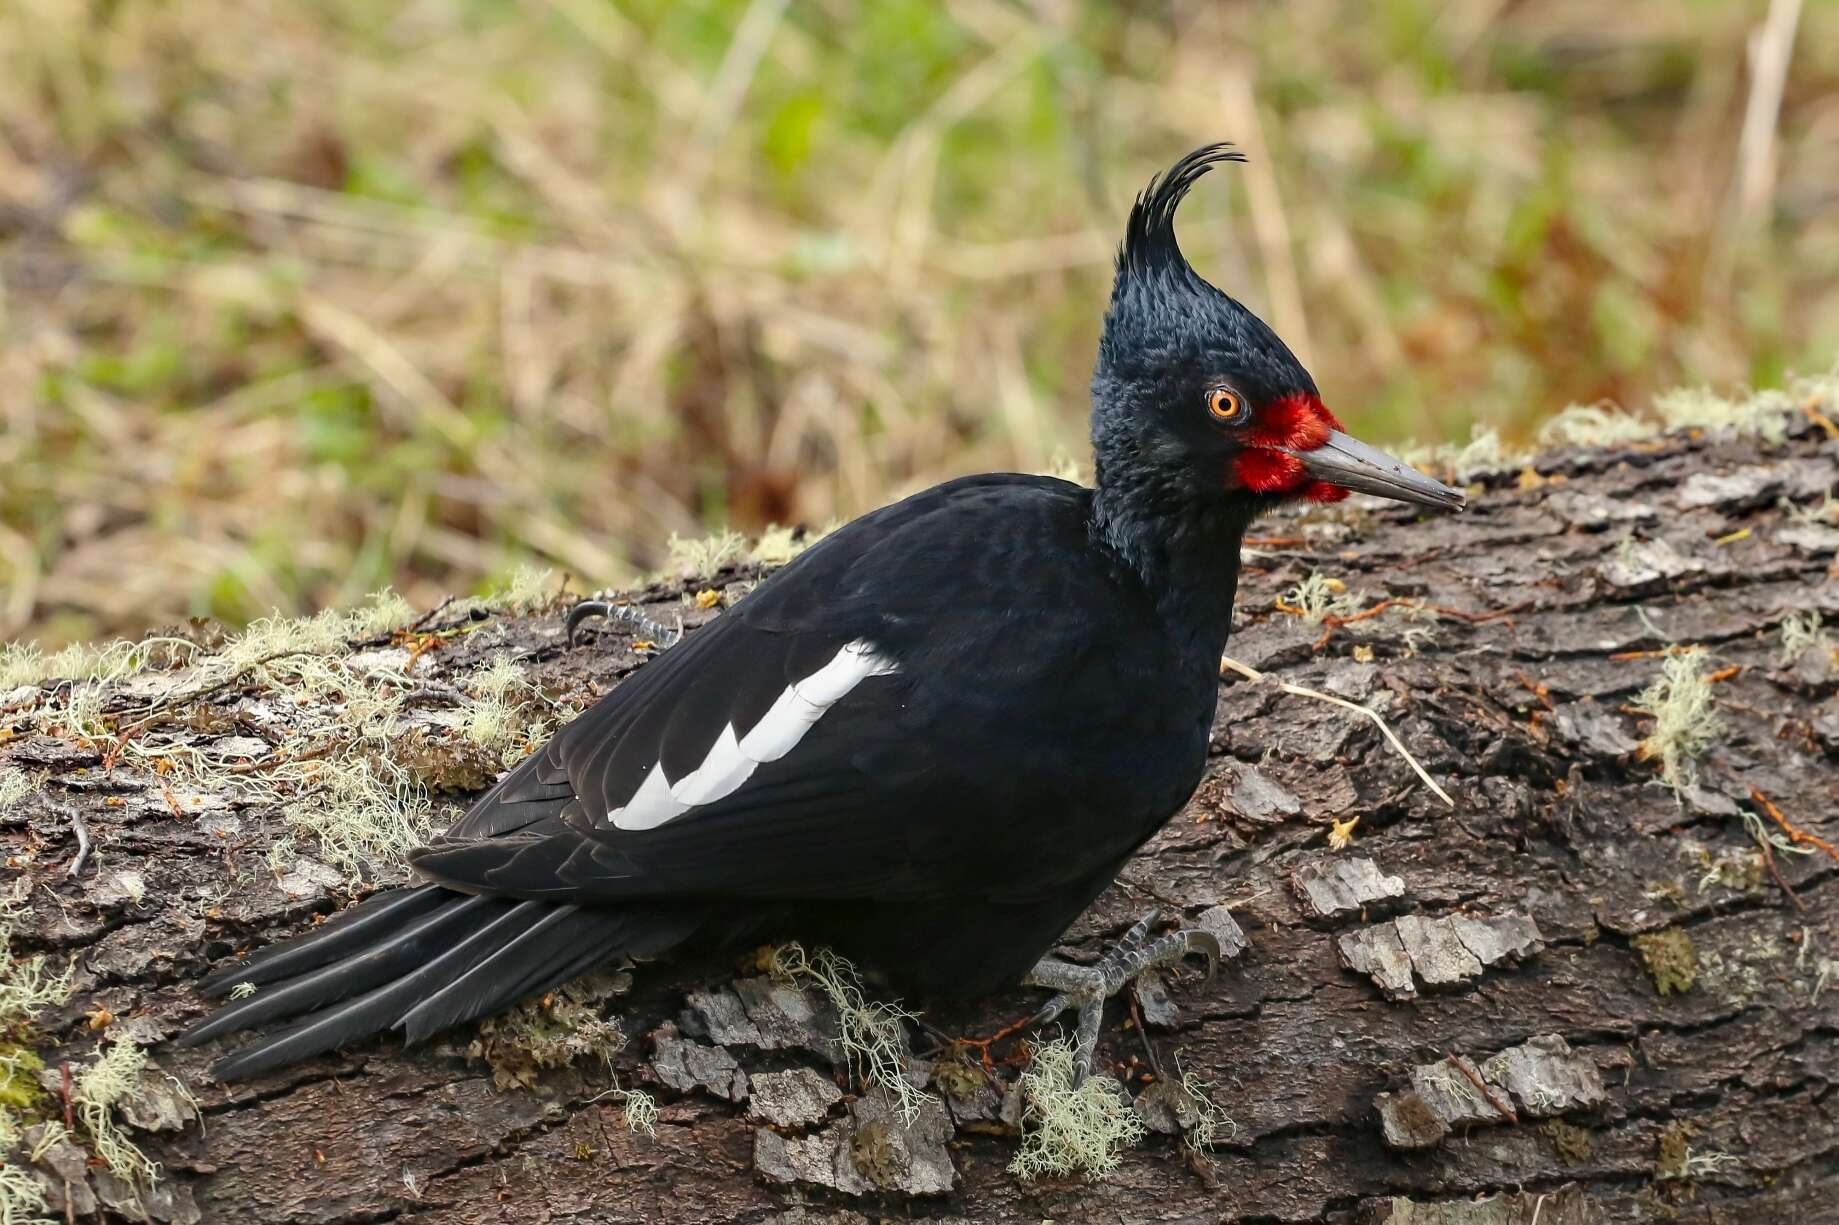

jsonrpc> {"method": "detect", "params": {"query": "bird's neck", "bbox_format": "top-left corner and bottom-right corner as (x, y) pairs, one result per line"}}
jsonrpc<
(1089, 466), (1251, 652)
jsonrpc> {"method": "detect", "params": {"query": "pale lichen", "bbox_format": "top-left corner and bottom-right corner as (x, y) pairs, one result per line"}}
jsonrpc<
(0, 886), (73, 1028)
(1, 637), (189, 692)
(0, 1158), (51, 1224)
(767, 943), (928, 1124)
(1778, 611), (1835, 669)
(1008, 1038), (1145, 1180)
(1397, 424), (1530, 484)
(1783, 488), (1839, 526)
(72, 1039), (189, 1186)
(345, 589), (416, 640)
(0, 586), (561, 884)
(0, 769), (36, 815)
(747, 524), (817, 567)
(1176, 1065), (1236, 1150)
(1632, 648), (1722, 796)
(666, 530), (748, 580)
(1278, 571), (1363, 623)
(614, 1087), (658, 1136)
(582, 1082), (658, 1137)
(486, 566), (559, 614)
(1538, 401), (1659, 448)
(1658, 384), (1798, 443)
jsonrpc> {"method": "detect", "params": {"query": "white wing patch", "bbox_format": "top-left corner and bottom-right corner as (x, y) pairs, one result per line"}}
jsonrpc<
(609, 639), (898, 831)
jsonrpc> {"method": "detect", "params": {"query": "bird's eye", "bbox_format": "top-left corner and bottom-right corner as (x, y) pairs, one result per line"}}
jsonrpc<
(1206, 387), (1244, 422)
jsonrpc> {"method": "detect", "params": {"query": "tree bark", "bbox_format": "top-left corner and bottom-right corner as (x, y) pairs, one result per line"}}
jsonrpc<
(4, 415), (1837, 1224)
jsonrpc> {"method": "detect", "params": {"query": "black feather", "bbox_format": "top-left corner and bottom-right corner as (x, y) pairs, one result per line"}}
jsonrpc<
(196, 885), (449, 995)
(395, 905), (695, 1044)
(181, 892), (511, 1044)
(206, 900), (551, 1080)
(1118, 142), (1245, 278)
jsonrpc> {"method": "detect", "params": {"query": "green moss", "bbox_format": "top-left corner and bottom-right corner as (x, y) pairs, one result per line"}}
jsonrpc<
(466, 971), (629, 1092)
(849, 1117), (904, 1190)
(392, 726), (503, 793)
(930, 1052), (989, 1101)
(0, 1043), (48, 1113)
(1546, 1119), (1594, 1164)
(1635, 929), (1698, 996)
(1656, 1124), (1692, 1180)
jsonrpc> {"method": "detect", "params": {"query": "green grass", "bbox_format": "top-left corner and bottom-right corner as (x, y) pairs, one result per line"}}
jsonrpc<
(2, 0), (1837, 645)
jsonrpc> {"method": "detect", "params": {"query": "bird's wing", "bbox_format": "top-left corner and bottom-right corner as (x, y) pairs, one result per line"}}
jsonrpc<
(412, 473), (1087, 904)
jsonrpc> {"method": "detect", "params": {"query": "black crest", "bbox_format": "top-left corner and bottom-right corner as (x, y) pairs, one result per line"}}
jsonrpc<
(1118, 143), (1245, 279)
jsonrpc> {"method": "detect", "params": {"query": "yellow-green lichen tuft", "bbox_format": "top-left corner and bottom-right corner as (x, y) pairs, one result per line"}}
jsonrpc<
(1634, 928), (1698, 996)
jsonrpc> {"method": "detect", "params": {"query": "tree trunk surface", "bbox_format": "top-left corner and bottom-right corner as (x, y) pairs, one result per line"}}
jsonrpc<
(5, 418), (1837, 1225)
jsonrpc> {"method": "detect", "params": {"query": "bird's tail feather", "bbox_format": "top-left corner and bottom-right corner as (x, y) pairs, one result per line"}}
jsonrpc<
(195, 884), (452, 994)
(183, 885), (695, 1081)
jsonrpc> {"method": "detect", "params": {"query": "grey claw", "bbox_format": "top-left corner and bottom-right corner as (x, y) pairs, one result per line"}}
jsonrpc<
(1186, 930), (1222, 981)
(566, 600), (612, 646)
(1029, 993), (1072, 1028)
(1134, 927), (1221, 985)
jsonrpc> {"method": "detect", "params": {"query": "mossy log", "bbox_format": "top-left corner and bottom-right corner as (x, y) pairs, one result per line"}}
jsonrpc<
(3, 413), (1838, 1224)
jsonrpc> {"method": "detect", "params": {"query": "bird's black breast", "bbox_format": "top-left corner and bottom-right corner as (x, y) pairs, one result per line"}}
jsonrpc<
(822, 479), (1224, 898)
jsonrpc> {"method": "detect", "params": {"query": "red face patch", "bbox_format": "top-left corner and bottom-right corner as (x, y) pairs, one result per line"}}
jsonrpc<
(1229, 393), (1345, 498)
(1245, 392), (1342, 451)
(1302, 480), (1350, 504)
(1233, 446), (1305, 493)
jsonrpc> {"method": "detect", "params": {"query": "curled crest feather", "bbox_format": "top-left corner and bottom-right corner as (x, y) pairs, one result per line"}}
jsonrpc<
(1119, 142), (1246, 278)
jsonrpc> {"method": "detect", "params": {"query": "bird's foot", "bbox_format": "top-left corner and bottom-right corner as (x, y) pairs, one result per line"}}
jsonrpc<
(566, 598), (683, 648)
(1021, 909), (1219, 1085)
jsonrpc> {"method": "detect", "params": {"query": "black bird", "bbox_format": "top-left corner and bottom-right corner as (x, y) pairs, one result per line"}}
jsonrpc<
(184, 144), (1462, 1082)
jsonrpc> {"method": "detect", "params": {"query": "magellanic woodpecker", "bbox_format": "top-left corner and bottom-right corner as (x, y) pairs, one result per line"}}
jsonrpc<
(183, 143), (1464, 1083)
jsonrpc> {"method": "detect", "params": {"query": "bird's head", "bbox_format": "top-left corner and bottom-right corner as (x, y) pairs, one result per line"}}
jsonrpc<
(1090, 144), (1463, 521)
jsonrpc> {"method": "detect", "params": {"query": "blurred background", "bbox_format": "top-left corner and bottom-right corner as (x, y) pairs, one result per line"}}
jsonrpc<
(2, 0), (1835, 647)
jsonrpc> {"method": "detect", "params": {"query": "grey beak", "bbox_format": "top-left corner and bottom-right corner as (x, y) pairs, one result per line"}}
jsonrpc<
(1282, 431), (1466, 510)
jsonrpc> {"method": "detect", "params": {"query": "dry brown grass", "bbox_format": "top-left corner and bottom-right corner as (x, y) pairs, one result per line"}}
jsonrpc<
(2, 0), (1836, 645)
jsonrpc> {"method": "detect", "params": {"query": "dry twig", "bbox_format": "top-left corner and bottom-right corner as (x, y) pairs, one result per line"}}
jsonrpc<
(1750, 787), (1839, 863)
(1218, 655), (1455, 807)
(1447, 1051), (1518, 1123)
